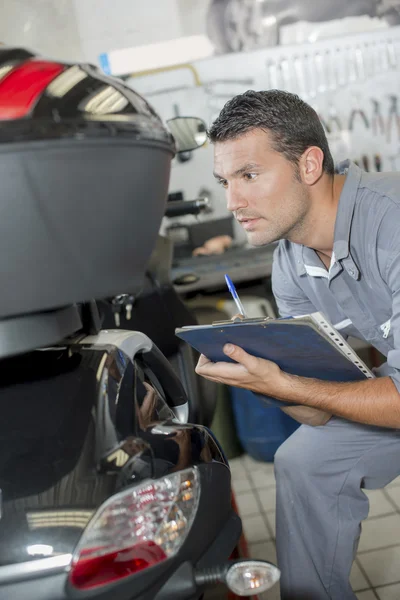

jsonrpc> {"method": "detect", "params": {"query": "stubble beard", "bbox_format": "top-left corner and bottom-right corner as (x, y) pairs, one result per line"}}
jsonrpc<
(245, 194), (310, 247)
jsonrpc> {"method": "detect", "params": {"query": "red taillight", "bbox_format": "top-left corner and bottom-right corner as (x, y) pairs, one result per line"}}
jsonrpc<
(0, 59), (64, 120)
(70, 541), (167, 590)
(69, 468), (200, 590)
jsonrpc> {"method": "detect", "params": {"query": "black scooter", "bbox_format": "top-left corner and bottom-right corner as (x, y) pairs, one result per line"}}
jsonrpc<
(0, 47), (280, 600)
(99, 198), (218, 429)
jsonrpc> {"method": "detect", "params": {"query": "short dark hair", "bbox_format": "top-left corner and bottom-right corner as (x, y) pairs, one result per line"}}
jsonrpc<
(208, 90), (335, 176)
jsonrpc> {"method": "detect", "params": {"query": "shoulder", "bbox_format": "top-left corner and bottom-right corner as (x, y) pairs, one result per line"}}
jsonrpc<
(359, 170), (400, 209)
(272, 240), (301, 283)
(357, 171), (400, 247)
(271, 241), (316, 315)
(273, 239), (296, 268)
(355, 172), (400, 282)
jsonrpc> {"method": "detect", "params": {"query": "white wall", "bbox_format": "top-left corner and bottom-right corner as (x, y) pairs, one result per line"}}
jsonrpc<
(0, 0), (82, 61)
(176, 0), (209, 38)
(73, 0), (185, 65)
(0, 0), (188, 64)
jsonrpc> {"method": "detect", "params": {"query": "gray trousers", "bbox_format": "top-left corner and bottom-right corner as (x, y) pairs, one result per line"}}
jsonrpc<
(274, 417), (400, 599)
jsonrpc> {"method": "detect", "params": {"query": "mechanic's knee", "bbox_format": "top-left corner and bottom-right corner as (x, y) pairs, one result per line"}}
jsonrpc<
(274, 436), (298, 479)
(274, 427), (321, 481)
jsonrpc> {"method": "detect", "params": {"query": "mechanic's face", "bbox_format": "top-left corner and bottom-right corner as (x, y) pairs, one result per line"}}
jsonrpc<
(213, 129), (310, 246)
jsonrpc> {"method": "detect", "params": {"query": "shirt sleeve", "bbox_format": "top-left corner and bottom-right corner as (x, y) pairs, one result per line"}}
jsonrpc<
(271, 242), (317, 318)
(380, 249), (400, 393)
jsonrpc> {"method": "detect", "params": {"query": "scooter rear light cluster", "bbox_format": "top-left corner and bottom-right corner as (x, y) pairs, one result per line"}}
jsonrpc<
(69, 467), (200, 590)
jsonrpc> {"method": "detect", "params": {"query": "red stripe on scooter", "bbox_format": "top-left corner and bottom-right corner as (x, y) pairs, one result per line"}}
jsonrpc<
(0, 59), (64, 120)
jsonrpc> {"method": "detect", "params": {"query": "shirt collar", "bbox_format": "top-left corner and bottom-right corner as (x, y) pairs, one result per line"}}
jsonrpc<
(332, 159), (362, 261)
(294, 160), (362, 277)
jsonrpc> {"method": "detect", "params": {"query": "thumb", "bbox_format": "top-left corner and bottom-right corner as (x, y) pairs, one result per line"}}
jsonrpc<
(223, 344), (258, 371)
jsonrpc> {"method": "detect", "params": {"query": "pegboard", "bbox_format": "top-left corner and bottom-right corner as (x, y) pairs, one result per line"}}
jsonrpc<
(131, 25), (400, 173)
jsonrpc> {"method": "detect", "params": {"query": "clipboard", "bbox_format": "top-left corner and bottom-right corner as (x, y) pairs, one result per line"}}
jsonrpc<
(175, 312), (374, 408)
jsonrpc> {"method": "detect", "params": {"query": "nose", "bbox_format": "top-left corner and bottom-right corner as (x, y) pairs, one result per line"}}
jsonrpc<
(226, 182), (248, 213)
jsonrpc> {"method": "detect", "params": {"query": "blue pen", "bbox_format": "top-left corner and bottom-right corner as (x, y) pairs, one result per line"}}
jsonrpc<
(225, 274), (247, 318)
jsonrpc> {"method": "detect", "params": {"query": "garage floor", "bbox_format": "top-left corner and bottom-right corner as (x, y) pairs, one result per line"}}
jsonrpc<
(206, 453), (400, 600)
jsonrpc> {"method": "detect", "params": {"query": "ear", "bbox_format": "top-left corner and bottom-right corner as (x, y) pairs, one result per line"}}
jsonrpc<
(299, 146), (324, 185)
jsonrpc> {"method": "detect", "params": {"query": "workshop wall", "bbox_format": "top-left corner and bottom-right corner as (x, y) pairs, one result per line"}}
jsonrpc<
(73, 0), (184, 65)
(0, 0), (187, 64)
(2, 2), (400, 241)
(0, 0), (83, 61)
(2, 1), (396, 68)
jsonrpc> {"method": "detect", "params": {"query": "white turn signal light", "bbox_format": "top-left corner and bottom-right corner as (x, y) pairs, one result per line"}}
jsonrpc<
(225, 560), (280, 596)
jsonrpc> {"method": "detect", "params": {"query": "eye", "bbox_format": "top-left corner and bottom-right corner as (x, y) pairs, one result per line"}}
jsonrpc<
(217, 178), (228, 188)
(244, 173), (257, 181)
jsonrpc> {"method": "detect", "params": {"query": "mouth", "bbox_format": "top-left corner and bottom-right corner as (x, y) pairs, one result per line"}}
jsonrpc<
(238, 217), (261, 230)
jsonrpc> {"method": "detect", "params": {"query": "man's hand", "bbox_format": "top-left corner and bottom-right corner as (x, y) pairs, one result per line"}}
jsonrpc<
(196, 344), (400, 429)
(195, 344), (284, 397)
(195, 346), (333, 426)
(192, 235), (232, 256)
(137, 382), (157, 430)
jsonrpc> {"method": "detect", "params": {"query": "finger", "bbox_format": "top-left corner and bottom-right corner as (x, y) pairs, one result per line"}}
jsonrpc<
(196, 357), (247, 381)
(143, 382), (157, 401)
(142, 383), (157, 410)
(223, 344), (259, 372)
(192, 247), (207, 256)
(230, 313), (245, 321)
(196, 354), (212, 371)
(194, 365), (227, 384)
(196, 356), (222, 377)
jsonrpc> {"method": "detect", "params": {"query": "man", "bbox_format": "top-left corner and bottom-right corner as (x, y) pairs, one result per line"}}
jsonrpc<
(195, 89), (400, 600)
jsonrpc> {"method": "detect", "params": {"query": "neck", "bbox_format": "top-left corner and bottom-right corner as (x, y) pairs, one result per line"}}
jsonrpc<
(288, 172), (346, 259)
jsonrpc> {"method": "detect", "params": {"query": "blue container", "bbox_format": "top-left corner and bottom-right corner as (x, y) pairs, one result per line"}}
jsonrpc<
(230, 388), (300, 462)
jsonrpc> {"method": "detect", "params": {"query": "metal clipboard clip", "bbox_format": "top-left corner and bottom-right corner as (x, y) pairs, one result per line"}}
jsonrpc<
(211, 316), (273, 326)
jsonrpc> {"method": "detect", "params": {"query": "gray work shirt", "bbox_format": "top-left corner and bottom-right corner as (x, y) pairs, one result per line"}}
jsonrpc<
(271, 159), (400, 393)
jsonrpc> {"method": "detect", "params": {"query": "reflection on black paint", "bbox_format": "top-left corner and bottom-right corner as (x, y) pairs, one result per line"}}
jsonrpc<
(0, 344), (226, 566)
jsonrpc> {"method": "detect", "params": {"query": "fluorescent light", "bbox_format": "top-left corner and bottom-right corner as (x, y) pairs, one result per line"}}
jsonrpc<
(81, 86), (128, 114)
(27, 544), (54, 557)
(0, 65), (13, 81)
(47, 66), (87, 98)
(27, 510), (94, 530)
(262, 16), (277, 27)
(99, 35), (214, 76)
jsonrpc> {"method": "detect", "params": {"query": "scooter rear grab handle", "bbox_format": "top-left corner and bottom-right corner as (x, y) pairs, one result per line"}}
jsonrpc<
(78, 330), (189, 422)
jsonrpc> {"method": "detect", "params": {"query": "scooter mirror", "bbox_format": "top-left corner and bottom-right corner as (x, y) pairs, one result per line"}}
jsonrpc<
(166, 116), (207, 153)
(225, 559), (281, 596)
